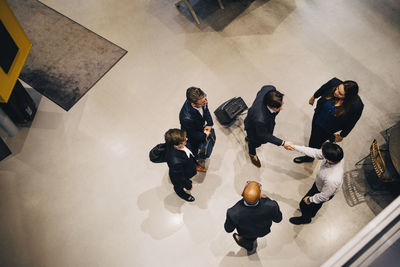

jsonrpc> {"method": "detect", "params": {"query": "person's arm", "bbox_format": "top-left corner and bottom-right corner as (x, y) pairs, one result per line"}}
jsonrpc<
(339, 102), (363, 138)
(293, 145), (325, 160)
(271, 201), (283, 223)
(224, 211), (236, 233)
(313, 78), (341, 99)
(203, 105), (214, 127)
(309, 180), (339, 204)
(254, 121), (283, 146)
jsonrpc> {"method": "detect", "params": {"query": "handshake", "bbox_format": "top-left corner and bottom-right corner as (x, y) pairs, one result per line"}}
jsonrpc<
(283, 141), (295, 151)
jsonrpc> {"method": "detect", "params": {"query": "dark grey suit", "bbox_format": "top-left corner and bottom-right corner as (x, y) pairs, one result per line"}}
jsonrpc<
(165, 144), (197, 199)
(224, 197), (282, 250)
(179, 100), (214, 157)
(244, 86), (283, 155)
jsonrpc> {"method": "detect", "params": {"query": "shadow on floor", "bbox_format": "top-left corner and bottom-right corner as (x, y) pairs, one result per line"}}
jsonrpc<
(342, 161), (400, 215)
(177, 0), (296, 33)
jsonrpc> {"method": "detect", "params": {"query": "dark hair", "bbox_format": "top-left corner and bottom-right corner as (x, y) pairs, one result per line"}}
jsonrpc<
(164, 128), (186, 146)
(327, 80), (359, 116)
(186, 87), (206, 104)
(263, 89), (284, 109)
(322, 142), (344, 163)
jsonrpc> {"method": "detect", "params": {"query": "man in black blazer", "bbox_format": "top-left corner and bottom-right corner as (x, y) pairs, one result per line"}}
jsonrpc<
(224, 181), (282, 255)
(179, 87), (213, 172)
(244, 86), (291, 167)
(165, 129), (197, 202)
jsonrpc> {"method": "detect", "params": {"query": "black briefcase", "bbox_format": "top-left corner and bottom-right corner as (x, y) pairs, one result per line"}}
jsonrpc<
(214, 97), (248, 125)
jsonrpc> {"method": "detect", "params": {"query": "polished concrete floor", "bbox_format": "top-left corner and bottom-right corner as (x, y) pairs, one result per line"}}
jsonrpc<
(1, 0), (400, 266)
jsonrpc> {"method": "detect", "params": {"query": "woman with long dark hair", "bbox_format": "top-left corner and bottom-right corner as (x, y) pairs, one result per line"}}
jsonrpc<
(294, 78), (364, 163)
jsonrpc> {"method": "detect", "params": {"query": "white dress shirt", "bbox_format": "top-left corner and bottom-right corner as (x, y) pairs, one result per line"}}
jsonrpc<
(267, 106), (277, 114)
(194, 106), (204, 117)
(294, 145), (344, 204)
(178, 146), (194, 158)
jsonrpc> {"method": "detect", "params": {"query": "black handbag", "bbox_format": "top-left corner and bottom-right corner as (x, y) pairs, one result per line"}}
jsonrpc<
(149, 143), (166, 163)
(214, 97), (248, 125)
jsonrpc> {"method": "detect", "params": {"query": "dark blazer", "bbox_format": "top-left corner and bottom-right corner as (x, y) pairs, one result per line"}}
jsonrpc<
(244, 86), (283, 146)
(313, 78), (364, 137)
(179, 100), (214, 154)
(224, 197), (282, 239)
(165, 144), (197, 190)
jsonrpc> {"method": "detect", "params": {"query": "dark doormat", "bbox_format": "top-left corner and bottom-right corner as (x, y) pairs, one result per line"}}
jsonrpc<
(8, 0), (127, 111)
(178, 0), (256, 31)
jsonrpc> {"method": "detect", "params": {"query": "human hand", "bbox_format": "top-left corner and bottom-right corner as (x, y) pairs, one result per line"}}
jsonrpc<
(204, 128), (211, 137)
(309, 96), (315, 106)
(283, 141), (295, 150)
(261, 193), (267, 199)
(334, 134), (343, 143)
(303, 196), (311, 205)
(204, 126), (212, 132)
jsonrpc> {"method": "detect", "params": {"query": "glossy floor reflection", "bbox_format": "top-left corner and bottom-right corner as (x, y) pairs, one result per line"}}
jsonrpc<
(1, 0), (400, 266)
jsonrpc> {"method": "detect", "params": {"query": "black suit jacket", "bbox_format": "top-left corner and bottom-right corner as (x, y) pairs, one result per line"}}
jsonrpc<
(313, 77), (364, 137)
(244, 86), (283, 146)
(179, 100), (214, 154)
(165, 145), (197, 190)
(224, 197), (282, 239)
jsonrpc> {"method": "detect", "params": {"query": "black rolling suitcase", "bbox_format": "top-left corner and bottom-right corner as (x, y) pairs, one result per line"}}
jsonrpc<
(214, 97), (248, 126)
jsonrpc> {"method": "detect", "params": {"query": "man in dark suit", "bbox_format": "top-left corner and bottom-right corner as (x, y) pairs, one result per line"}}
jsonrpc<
(179, 87), (213, 172)
(165, 128), (197, 202)
(244, 86), (291, 167)
(224, 181), (282, 255)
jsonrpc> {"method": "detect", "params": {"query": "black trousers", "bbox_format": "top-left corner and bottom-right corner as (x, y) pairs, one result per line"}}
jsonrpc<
(171, 178), (193, 200)
(309, 122), (333, 149)
(301, 120), (335, 161)
(187, 139), (200, 159)
(238, 236), (257, 251)
(299, 183), (325, 219)
(248, 140), (262, 156)
(173, 186), (192, 200)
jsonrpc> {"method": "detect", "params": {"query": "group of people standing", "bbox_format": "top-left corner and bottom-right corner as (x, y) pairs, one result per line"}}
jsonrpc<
(162, 78), (363, 255)
(164, 87), (213, 202)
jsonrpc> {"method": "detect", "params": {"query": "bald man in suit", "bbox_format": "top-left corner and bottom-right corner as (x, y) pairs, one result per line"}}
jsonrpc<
(224, 181), (282, 255)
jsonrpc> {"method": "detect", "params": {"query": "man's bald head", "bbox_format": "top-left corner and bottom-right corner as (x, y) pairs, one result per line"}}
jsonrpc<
(242, 181), (261, 205)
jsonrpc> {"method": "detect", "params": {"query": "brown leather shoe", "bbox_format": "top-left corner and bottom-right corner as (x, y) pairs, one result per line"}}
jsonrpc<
(249, 153), (261, 168)
(196, 164), (207, 172)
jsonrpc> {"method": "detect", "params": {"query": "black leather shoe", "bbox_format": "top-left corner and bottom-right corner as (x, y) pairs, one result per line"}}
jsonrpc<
(178, 192), (195, 202)
(293, 156), (314, 164)
(249, 153), (261, 168)
(184, 195), (195, 202)
(247, 240), (258, 255)
(289, 216), (311, 225)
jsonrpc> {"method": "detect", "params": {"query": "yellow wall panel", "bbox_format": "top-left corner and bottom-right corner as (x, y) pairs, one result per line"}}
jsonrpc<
(0, 0), (31, 103)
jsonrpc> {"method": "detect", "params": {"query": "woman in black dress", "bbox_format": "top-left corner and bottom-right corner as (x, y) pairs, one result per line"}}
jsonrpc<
(294, 78), (364, 163)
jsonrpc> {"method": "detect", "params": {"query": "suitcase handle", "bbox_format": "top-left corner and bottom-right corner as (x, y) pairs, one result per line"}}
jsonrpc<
(220, 97), (238, 110)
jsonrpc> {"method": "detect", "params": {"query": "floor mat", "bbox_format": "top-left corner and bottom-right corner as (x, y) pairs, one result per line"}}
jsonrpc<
(8, 0), (127, 110)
